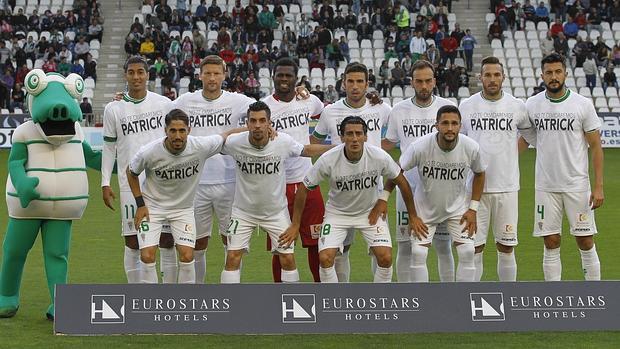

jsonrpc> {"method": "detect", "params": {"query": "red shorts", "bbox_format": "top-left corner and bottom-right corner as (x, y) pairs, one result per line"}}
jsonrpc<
(267, 182), (325, 250)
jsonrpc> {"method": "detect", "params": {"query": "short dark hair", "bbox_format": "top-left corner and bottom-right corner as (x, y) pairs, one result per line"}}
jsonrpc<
(480, 56), (504, 73)
(272, 57), (299, 77)
(247, 100), (271, 120)
(411, 59), (435, 77)
(123, 55), (149, 72)
(436, 105), (461, 122)
(344, 62), (368, 81)
(339, 116), (368, 136)
(165, 108), (190, 127)
(200, 55), (226, 72)
(541, 52), (566, 70)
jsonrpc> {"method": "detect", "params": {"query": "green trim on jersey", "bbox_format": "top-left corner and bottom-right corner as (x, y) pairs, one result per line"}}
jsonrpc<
(411, 95), (435, 108)
(25, 167), (87, 173)
(103, 136), (117, 142)
(312, 130), (327, 139)
(545, 89), (570, 103)
(7, 192), (89, 201)
(123, 93), (147, 104)
(306, 185), (318, 190)
(343, 98), (365, 109)
(480, 91), (504, 102)
(24, 139), (81, 145)
(201, 90), (223, 102)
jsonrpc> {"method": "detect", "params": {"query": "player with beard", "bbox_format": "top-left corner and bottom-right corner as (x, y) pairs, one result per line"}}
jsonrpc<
(388, 105), (486, 282)
(261, 58), (325, 282)
(524, 53), (604, 281)
(381, 60), (457, 282)
(459, 56), (532, 281)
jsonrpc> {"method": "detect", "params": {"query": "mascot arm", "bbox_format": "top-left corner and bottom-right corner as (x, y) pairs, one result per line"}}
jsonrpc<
(8, 142), (40, 208)
(83, 141), (117, 173)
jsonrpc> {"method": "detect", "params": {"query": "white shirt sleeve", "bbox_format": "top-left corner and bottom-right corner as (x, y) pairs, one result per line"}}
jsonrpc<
(313, 110), (330, 139)
(399, 140), (418, 171)
(384, 107), (400, 143)
(285, 134), (305, 158)
(101, 104), (117, 187)
(582, 99), (602, 132)
(470, 143), (486, 174)
(311, 95), (324, 118)
(381, 150), (402, 180)
(302, 157), (327, 189)
(197, 134), (225, 158)
(128, 145), (148, 176)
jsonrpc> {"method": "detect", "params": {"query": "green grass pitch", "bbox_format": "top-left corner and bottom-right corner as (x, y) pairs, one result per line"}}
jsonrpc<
(0, 148), (619, 348)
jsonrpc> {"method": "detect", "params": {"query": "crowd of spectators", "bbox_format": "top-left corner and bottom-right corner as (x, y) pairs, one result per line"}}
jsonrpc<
(490, 0), (620, 94)
(128, 0), (476, 102)
(0, 0), (100, 112)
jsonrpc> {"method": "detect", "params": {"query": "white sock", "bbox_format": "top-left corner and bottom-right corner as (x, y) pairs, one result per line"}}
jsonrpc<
(411, 244), (429, 282)
(334, 250), (350, 282)
(373, 265), (393, 283)
(396, 240), (413, 282)
(319, 266), (339, 283)
(434, 239), (455, 282)
(194, 249), (206, 284)
(474, 251), (484, 281)
(220, 269), (240, 283)
(456, 244), (476, 282)
(159, 247), (178, 283)
(543, 246), (562, 281)
(370, 254), (378, 276)
(580, 244), (600, 280)
(281, 269), (300, 283)
(124, 246), (141, 283)
(178, 260), (196, 283)
(497, 251), (517, 281)
(139, 261), (158, 283)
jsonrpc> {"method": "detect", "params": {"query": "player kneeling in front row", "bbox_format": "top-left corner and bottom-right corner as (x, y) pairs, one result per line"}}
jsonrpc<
(388, 105), (487, 282)
(220, 101), (334, 284)
(282, 116), (418, 283)
(127, 109), (241, 283)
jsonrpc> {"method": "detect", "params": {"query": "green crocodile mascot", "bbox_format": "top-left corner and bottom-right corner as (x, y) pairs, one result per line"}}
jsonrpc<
(0, 69), (102, 320)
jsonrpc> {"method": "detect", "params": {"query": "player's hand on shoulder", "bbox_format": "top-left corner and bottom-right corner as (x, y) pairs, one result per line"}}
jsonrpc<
(102, 186), (116, 210)
(278, 225), (299, 248)
(460, 210), (477, 237)
(268, 124), (278, 140)
(366, 91), (383, 105)
(134, 206), (150, 231)
(368, 199), (388, 225)
(295, 85), (310, 100)
(112, 91), (123, 102)
(409, 215), (428, 240)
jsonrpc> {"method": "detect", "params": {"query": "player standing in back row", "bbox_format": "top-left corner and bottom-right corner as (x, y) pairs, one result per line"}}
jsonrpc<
(524, 53), (604, 281)
(459, 56), (532, 281)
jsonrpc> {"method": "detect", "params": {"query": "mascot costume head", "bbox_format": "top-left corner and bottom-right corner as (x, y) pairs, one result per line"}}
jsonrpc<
(0, 69), (101, 320)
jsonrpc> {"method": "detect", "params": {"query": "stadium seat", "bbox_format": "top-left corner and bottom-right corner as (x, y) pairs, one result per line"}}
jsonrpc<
(457, 87), (470, 98)
(349, 40), (359, 49)
(608, 97), (620, 108)
(491, 39), (502, 49)
(592, 87), (605, 98)
(524, 77), (537, 87)
(503, 39), (515, 49)
(404, 86), (414, 96)
(391, 97), (402, 104)
(522, 68), (535, 78)
(84, 77), (95, 90)
(518, 49), (530, 59)
(514, 31), (526, 40)
(361, 48), (374, 58)
(360, 39), (372, 48)
(493, 48), (504, 57)
(512, 77), (524, 87)
(391, 87), (404, 98)
(578, 87), (592, 97)
(258, 68), (270, 78)
(298, 58), (309, 68)
(516, 40), (528, 49)
(372, 30), (383, 40)
(347, 31), (358, 41)
(310, 68), (323, 78)
(509, 67), (523, 78)
(298, 68), (309, 78)
(505, 49), (517, 58)
(513, 87), (527, 98)
(536, 22), (548, 31)
(141, 5), (152, 14)
(90, 39), (100, 50)
(594, 97), (607, 108)
(259, 77), (271, 88)
(485, 13), (496, 23)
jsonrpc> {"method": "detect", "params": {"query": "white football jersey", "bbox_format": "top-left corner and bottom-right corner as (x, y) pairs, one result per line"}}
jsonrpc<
(222, 132), (305, 220)
(313, 98), (391, 146)
(102, 92), (172, 191)
(525, 90), (601, 192)
(385, 95), (456, 152)
(303, 143), (401, 224)
(262, 94), (324, 183)
(460, 92), (531, 192)
(400, 133), (486, 224)
(172, 90), (255, 185)
(129, 135), (224, 210)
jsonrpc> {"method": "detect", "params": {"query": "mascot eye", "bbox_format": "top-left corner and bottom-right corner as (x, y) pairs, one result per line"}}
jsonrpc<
(64, 74), (85, 100)
(24, 69), (48, 96)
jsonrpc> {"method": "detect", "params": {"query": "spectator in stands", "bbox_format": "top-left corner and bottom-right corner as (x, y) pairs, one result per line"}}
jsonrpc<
(587, 7), (603, 33)
(396, 31), (411, 60)
(441, 33), (458, 66)
(0, 67), (14, 108)
(297, 75), (311, 90)
(542, 30), (555, 56)
(461, 29), (477, 72)
(534, 1), (550, 25)
(426, 42), (441, 68)
(84, 52), (97, 81)
(74, 36), (91, 61)
(583, 54), (598, 93)
(563, 16), (579, 38)
(612, 1), (620, 23)
(522, 0), (536, 23)
(0, 41), (8, 71)
(79, 97), (92, 125)
(594, 36), (611, 67)
(35, 36), (49, 59)
(155, 0), (172, 23)
(401, 53), (413, 76)
(451, 23), (465, 58)
(244, 71), (261, 99)
(377, 59), (390, 97)
(574, 9), (588, 30)
(495, 0), (509, 30)
(572, 36), (591, 67)
(356, 17), (372, 41)
(488, 19), (504, 44)
(420, 0), (436, 18)
(42, 56), (57, 73)
(554, 31), (570, 57)
(258, 5), (277, 30)
(370, 7), (386, 32)
(12, 7), (27, 32)
(22, 35), (36, 64)
(414, 15), (427, 34)
(339, 36), (350, 63)
(326, 39), (342, 69)
(550, 17), (563, 37)
(88, 18), (103, 42)
(459, 66), (469, 88)
(335, 72), (345, 97)
(508, 2), (524, 30)
(551, 0), (567, 22)
(368, 68), (377, 88)
(324, 84), (338, 104)
(390, 61), (406, 94)
(445, 63), (460, 97)
(409, 30), (427, 62)
(394, 3), (410, 36)
(15, 64), (29, 86)
(10, 82), (25, 113)
(345, 10), (358, 31)
(27, 9), (39, 31)
(70, 58), (84, 77)
(310, 84), (324, 101)
(58, 56), (71, 76)
(613, 44), (620, 65)
(603, 65), (618, 92)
